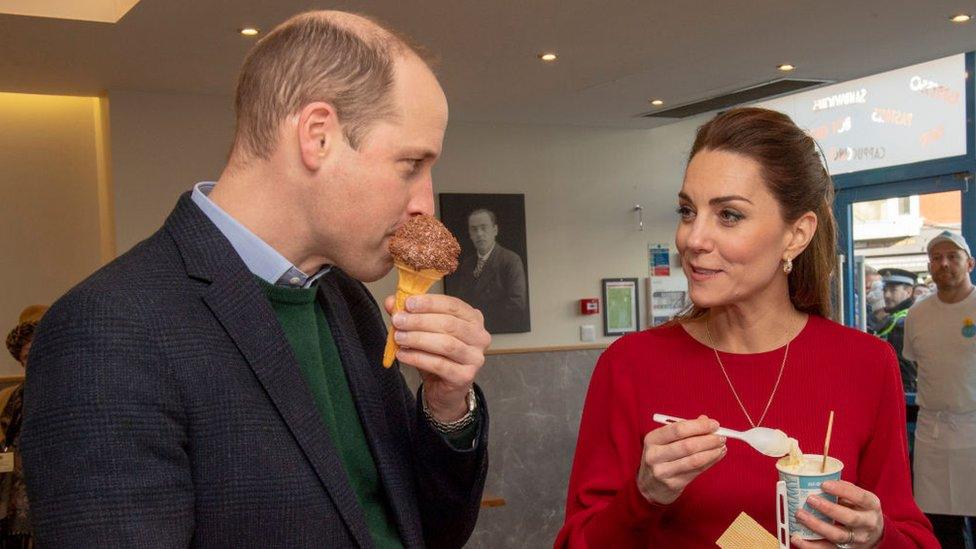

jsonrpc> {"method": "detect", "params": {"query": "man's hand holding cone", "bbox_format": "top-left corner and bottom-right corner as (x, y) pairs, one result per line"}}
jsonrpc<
(383, 214), (490, 423)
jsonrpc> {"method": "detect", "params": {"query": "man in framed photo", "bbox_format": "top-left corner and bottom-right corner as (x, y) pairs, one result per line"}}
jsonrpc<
(453, 208), (529, 333)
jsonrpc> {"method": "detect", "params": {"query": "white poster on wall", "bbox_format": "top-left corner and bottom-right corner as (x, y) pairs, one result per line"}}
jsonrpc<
(647, 276), (689, 327)
(755, 53), (967, 175)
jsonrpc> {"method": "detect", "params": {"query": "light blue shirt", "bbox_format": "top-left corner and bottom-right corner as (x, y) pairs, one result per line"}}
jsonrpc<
(191, 182), (330, 288)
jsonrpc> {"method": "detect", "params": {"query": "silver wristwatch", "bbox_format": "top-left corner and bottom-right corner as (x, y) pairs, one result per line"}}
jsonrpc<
(421, 385), (477, 434)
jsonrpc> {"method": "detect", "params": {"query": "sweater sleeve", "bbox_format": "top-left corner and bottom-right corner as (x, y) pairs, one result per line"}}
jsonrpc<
(555, 344), (665, 548)
(859, 342), (938, 548)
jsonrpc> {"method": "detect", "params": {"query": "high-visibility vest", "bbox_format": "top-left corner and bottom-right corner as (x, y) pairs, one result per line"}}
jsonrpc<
(877, 308), (909, 340)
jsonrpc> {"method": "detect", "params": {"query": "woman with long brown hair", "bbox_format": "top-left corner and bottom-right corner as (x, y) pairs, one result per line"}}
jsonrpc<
(556, 108), (936, 548)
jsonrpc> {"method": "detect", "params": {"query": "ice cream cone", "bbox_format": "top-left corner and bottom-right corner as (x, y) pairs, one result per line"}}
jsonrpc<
(383, 261), (445, 367)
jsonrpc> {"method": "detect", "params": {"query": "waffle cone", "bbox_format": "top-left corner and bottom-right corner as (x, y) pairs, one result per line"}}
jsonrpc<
(383, 262), (445, 367)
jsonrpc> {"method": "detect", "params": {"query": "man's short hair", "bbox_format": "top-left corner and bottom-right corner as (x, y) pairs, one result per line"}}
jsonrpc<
(232, 11), (428, 160)
(468, 209), (497, 226)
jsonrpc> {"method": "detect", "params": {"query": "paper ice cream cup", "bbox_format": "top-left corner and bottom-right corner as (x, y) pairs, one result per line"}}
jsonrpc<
(775, 455), (843, 543)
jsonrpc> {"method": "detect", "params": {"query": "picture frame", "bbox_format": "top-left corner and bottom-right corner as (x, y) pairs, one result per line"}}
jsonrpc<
(602, 278), (639, 336)
(440, 193), (531, 334)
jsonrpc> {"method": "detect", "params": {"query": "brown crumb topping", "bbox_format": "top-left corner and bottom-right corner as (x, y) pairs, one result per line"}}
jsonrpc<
(389, 214), (461, 273)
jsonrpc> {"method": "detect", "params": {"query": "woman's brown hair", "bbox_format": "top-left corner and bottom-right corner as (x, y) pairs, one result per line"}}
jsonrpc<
(678, 107), (837, 319)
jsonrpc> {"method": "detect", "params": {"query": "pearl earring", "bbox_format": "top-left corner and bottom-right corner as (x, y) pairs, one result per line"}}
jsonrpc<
(783, 258), (793, 274)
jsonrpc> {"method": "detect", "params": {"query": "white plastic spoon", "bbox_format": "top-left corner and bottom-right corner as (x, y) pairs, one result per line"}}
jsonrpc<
(652, 413), (791, 457)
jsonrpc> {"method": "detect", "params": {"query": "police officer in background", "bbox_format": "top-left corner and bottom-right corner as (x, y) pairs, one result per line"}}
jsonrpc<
(876, 267), (917, 393)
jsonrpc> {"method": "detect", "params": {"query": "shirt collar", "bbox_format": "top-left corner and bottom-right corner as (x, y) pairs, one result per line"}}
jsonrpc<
(477, 243), (496, 261)
(190, 181), (330, 288)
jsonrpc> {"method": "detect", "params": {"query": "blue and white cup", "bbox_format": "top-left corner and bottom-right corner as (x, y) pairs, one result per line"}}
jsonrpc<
(775, 455), (844, 547)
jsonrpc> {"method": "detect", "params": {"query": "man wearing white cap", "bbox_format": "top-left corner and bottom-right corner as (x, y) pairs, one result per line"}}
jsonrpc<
(903, 230), (976, 547)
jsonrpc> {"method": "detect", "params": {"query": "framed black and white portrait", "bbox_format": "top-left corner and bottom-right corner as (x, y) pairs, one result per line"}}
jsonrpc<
(440, 193), (530, 334)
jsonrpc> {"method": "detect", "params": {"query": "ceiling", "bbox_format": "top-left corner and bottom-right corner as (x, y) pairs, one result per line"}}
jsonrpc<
(0, 0), (974, 128)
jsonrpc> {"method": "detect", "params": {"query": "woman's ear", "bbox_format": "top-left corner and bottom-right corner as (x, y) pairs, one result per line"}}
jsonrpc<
(785, 211), (818, 260)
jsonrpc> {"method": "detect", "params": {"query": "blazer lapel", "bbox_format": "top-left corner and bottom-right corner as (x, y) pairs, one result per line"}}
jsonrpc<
(164, 193), (374, 548)
(317, 274), (424, 547)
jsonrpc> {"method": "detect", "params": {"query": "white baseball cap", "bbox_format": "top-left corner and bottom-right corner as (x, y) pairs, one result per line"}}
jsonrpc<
(927, 230), (971, 256)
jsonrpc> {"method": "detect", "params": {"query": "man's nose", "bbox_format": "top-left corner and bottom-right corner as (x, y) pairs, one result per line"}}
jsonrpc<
(407, 176), (434, 216)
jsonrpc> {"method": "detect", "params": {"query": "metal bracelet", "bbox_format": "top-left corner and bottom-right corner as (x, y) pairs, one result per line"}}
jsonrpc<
(421, 386), (477, 434)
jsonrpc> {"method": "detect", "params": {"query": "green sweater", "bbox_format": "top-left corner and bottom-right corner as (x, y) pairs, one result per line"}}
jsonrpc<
(259, 280), (402, 549)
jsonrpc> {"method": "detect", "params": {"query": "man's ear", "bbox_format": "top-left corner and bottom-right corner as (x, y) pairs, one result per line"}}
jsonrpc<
(297, 101), (340, 171)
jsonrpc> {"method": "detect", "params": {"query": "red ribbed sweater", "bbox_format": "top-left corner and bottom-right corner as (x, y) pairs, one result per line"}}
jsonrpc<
(556, 315), (937, 548)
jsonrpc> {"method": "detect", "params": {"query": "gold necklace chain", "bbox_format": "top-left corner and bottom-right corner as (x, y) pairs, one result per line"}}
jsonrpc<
(703, 321), (790, 428)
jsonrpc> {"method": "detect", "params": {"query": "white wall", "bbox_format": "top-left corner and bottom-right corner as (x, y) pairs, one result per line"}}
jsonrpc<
(368, 119), (709, 347)
(106, 90), (710, 350)
(109, 90), (234, 252)
(0, 93), (106, 375)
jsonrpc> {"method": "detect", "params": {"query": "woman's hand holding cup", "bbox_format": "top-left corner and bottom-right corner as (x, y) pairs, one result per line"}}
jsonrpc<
(637, 415), (727, 505)
(790, 480), (885, 548)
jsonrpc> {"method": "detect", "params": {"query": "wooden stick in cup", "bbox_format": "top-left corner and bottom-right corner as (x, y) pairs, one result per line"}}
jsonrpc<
(821, 410), (835, 473)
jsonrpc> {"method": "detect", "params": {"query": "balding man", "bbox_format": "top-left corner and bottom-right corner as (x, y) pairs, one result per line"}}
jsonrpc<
(22, 12), (489, 548)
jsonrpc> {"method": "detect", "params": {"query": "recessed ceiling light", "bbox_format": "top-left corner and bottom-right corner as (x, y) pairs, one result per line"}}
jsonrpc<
(950, 13), (971, 23)
(777, 64), (796, 72)
(240, 27), (260, 37)
(538, 52), (557, 62)
(649, 99), (664, 106)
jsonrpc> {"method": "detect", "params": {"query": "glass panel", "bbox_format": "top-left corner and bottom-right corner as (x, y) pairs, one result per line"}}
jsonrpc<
(755, 53), (967, 175)
(852, 190), (961, 396)
(897, 197), (911, 215)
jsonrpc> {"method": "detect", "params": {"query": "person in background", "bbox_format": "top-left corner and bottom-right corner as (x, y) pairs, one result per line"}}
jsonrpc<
(865, 264), (882, 291)
(556, 107), (936, 548)
(21, 11), (490, 548)
(865, 265), (888, 332)
(864, 264), (882, 312)
(912, 284), (932, 302)
(904, 230), (976, 548)
(451, 208), (529, 333)
(877, 268), (917, 393)
(1, 305), (46, 549)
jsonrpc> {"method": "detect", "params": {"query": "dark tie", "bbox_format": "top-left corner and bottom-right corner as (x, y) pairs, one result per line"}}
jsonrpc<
(473, 257), (486, 279)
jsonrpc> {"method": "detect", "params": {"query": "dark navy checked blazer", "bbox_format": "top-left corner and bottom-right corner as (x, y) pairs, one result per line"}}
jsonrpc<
(21, 193), (488, 548)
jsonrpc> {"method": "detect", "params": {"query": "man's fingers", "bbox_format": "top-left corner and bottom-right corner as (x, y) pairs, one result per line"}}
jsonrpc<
(394, 330), (484, 368)
(395, 347), (474, 386)
(404, 294), (483, 324)
(645, 416), (720, 445)
(392, 312), (489, 348)
(384, 295), (396, 315)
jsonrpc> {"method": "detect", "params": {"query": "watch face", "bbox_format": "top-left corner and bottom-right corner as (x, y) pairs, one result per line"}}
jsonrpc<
(467, 388), (477, 413)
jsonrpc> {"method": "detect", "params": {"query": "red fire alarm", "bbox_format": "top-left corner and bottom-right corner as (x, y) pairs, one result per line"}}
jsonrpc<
(580, 298), (600, 315)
